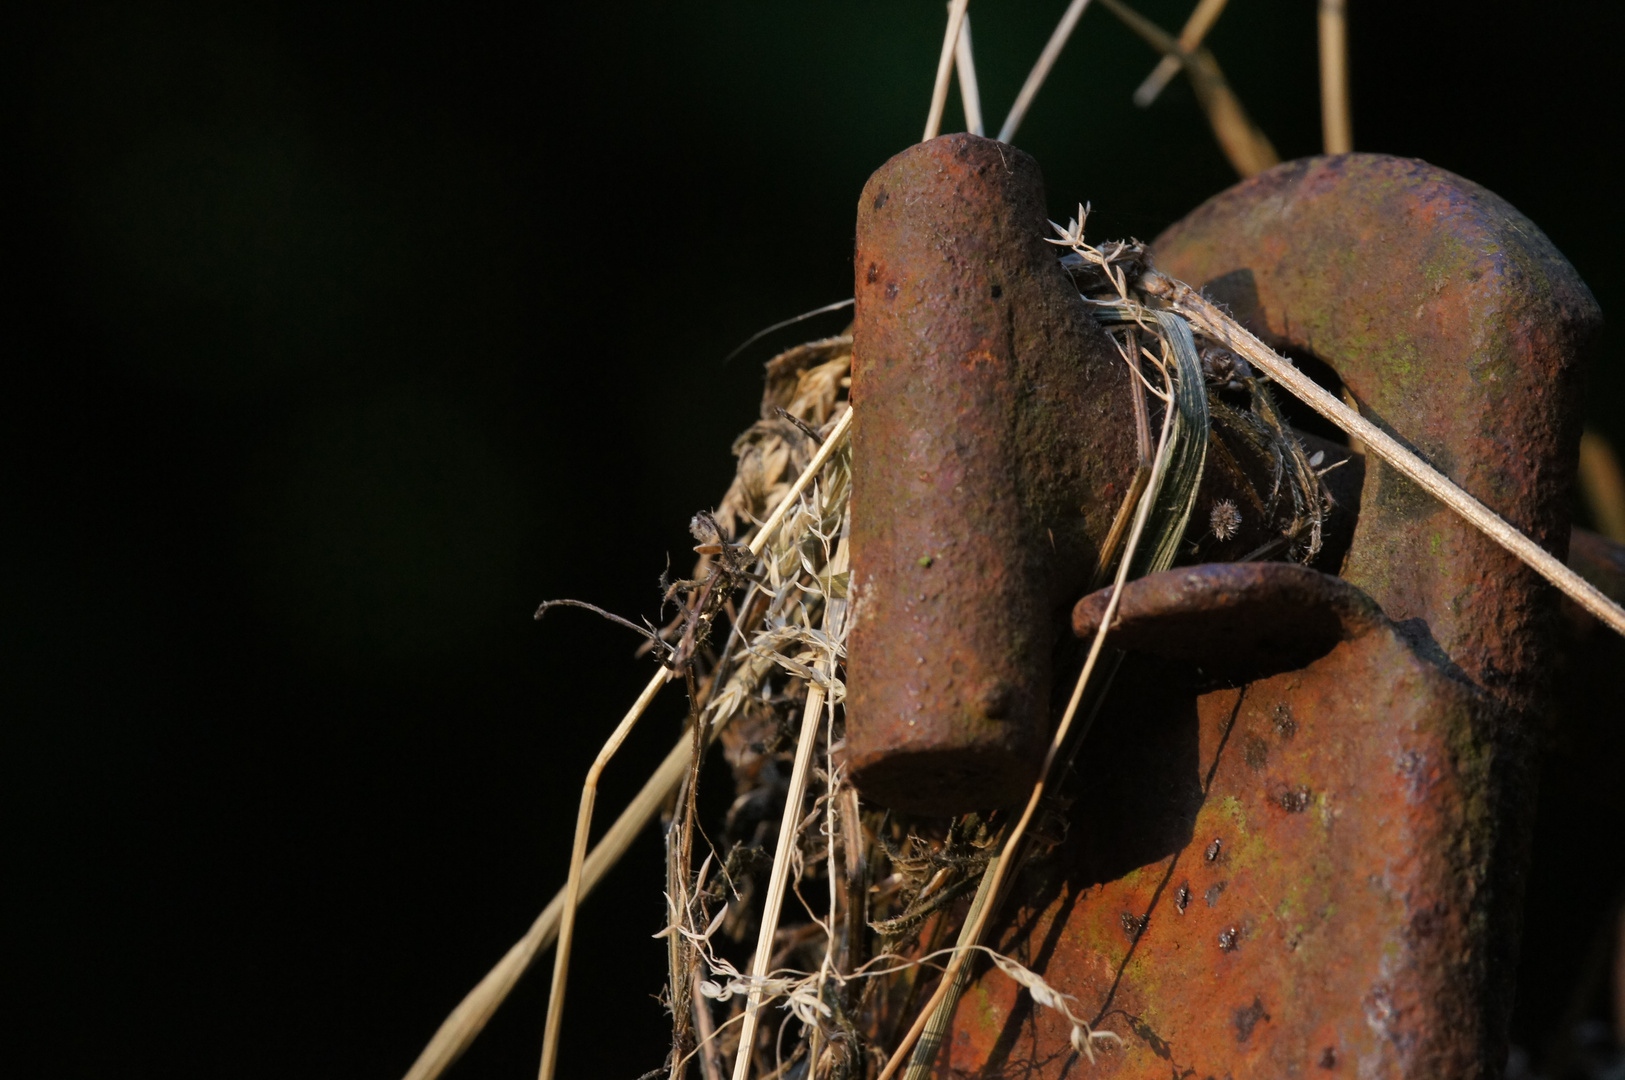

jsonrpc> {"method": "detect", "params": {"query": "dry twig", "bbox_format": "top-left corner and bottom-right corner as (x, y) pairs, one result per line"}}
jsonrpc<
(997, 0), (1094, 144)
(401, 732), (696, 1080)
(536, 408), (854, 1080)
(730, 534), (850, 1080)
(923, 0), (970, 142)
(953, 7), (984, 137)
(1133, 0), (1230, 107)
(539, 670), (673, 1080)
(1097, 0), (1277, 177)
(1143, 271), (1625, 638)
(1318, 0), (1353, 153)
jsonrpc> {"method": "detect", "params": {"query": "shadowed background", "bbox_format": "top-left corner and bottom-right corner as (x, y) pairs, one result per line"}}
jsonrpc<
(3, 2), (1620, 1076)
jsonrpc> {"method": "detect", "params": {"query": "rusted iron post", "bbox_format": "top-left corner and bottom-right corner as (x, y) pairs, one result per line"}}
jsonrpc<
(844, 133), (1138, 814)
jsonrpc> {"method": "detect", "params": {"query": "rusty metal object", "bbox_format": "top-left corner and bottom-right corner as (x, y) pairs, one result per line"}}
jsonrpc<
(1153, 153), (1600, 714)
(1071, 561), (1379, 687)
(844, 133), (1138, 814)
(938, 566), (1509, 1078)
(928, 156), (1600, 1077)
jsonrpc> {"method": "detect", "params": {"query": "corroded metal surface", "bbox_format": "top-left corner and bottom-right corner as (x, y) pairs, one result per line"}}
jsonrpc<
(844, 133), (1138, 814)
(1071, 561), (1380, 687)
(1152, 153), (1601, 714)
(943, 576), (1505, 1078)
(927, 156), (1601, 1077)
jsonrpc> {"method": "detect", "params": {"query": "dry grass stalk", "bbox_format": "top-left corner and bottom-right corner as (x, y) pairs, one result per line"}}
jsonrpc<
(694, 964), (726, 1080)
(1143, 270), (1625, 638)
(730, 534), (849, 1080)
(747, 409), (852, 559)
(1098, 0), (1278, 177)
(533, 383), (854, 1079)
(1580, 430), (1625, 543)
(996, 0), (1094, 144)
(952, 7), (985, 136)
(539, 668), (672, 1079)
(900, 851), (999, 1079)
(876, 335), (1182, 1079)
(923, 0), (970, 142)
(1132, 0), (1231, 107)
(401, 732), (697, 1080)
(723, 301), (853, 365)
(1318, 0), (1353, 153)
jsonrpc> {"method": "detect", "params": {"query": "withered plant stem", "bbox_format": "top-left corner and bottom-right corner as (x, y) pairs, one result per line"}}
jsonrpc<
(730, 536), (850, 1080)
(401, 727), (695, 1080)
(952, 7), (984, 136)
(1145, 272), (1625, 638)
(694, 967), (725, 1080)
(536, 408), (855, 1080)
(1092, 464), (1151, 591)
(1098, 0), (1277, 177)
(996, 0), (1093, 144)
(1318, 0), (1353, 153)
(877, 353), (1179, 1079)
(539, 668), (671, 1080)
(748, 408), (853, 561)
(1133, 0), (1231, 107)
(923, 0), (970, 142)
(1092, 337), (1157, 589)
(901, 850), (1000, 1079)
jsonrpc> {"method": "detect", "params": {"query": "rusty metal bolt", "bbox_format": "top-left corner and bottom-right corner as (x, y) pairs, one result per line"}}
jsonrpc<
(843, 133), (1139, 814)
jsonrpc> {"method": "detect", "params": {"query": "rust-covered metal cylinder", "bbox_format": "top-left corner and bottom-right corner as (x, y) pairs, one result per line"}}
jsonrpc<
(844, 134), (1137, 814)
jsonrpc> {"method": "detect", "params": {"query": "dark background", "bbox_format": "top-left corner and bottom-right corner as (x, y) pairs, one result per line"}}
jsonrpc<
(4, 2), (1620, 1077)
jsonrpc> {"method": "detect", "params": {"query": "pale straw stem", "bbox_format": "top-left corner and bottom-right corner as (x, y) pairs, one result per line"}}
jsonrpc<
(1133, 0), (1231, 107)
(730, 536), (850, 1080)
(1145, 272), (1625, 638)
(539, 668), (671, 1079)
(1098, 0), (1277, 177)
(878, 358), (1177, 1079)
(923, 0), (970, 142)
(901, 853), (999, 1078)
(996, 0), (1093, 144)
(402, 733), (696, 1080)
(749, 407), (852, 559)
(536, 406), (855, 1080)
(953, 9), (984, 136)
(694, 967), (725, 1080)
(1318, 0), (1352, 152)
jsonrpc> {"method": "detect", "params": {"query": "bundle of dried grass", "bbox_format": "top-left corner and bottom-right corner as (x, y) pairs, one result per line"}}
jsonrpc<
(646, 262), (1245, 1080)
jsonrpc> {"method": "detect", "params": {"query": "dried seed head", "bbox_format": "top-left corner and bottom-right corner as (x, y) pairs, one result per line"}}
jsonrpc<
(1210, 499), (1243, 541)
